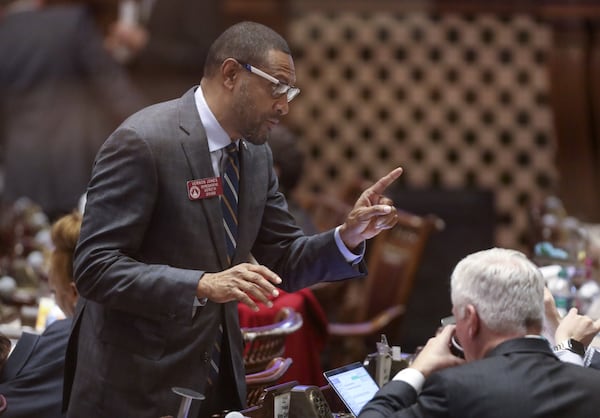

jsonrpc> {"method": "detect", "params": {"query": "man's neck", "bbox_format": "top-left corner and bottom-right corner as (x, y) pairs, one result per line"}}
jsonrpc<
(476, 331), (529, 360)
(199, 78), (239, 140)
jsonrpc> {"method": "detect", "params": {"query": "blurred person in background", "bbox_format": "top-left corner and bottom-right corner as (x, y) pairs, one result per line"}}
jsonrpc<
(0, 334), (9, 372)
(543, 287), (600, 369)
(0, 211), (81, 418)
(0, 0), (143, 220)
(0, 334), (8, 414)
(268, 124), (318, 235)
(104, 0), (221, 104)
(47, 210), (81, 318)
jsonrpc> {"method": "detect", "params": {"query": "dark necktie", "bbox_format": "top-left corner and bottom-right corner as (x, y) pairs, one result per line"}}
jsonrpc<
(220, 142), (240, 265)
(207, 142), (240, 387)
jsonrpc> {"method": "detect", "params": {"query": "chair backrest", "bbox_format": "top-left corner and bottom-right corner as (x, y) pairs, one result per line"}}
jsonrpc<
(296, 177), (371, 233)
(296, 192), (352, 232)
(360, 210), (444, 337)
(245, 357), (293, 407)
(242, 307), (303, 373)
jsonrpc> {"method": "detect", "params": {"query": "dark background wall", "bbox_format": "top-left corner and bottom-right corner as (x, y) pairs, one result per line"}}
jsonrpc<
(389, 188), (495, 351)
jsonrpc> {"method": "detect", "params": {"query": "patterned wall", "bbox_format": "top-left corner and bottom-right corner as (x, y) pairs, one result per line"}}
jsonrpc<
(286, 11), (558, 250)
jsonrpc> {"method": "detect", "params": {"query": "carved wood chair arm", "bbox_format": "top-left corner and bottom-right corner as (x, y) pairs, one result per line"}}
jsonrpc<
(327, 305), (405, 337)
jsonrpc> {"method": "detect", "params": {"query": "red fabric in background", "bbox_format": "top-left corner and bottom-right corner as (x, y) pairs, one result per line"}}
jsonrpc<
(237, 288), (328, 386)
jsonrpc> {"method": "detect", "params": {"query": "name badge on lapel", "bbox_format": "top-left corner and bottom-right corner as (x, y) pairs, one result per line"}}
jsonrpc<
(187, 177), (223, 200)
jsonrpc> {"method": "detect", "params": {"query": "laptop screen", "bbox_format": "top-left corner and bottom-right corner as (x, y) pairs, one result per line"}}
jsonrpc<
(323, 362), (380, 416)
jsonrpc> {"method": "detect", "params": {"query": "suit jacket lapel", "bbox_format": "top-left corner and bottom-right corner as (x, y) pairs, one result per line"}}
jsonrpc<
(178, 87), (228, 269)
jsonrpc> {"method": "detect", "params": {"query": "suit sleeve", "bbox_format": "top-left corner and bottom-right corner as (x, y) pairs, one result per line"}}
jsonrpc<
(359, 377), (450, 418)
(73, 127), (201, 321)
(250, 146), (367, 291)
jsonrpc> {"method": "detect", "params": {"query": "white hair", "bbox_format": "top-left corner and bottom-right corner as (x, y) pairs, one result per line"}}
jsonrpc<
(451, 248), (544, 334)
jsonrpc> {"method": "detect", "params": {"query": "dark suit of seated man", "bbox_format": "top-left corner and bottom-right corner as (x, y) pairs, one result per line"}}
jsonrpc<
(0, 212), (81, 417)
(359, 248), (600, 418)
(0, 319), (71, 418)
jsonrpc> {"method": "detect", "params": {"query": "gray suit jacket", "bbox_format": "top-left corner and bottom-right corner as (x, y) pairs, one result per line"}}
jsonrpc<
(65, 87), (365, 418)
(359, 337), (600, 418)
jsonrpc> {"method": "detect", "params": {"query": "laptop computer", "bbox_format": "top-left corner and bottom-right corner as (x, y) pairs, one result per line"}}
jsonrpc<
(323, 362), (380, 417)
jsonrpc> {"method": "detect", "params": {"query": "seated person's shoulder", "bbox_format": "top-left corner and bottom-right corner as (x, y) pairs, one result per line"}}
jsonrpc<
(1, 318), (72, 382)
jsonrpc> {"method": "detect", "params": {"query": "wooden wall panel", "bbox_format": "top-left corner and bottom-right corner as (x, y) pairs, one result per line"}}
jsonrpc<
(548, 20), (600, 220)
(221, 0), (600, 222)
(222, 0), (288, 36)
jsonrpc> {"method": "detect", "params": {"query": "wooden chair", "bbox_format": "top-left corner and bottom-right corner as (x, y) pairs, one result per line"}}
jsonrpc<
(295, 177), (376, 233)
(296, 191), (353, 233)
(242, 307), (303, 374)
(325, 209), (444, 367)
(245, 357), (293, 407)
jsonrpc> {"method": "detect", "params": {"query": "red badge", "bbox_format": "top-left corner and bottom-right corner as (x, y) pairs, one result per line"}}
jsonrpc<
(187, 177), (223, 200)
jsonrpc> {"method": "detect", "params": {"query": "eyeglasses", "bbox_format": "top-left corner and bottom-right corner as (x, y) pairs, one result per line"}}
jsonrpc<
(237, 60), (300, 103)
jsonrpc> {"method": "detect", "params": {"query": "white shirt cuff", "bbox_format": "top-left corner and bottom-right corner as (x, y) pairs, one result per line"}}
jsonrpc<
(334, 226), (364, 264)
(554, 349), (584, 366)
(392, 367), (426, 394)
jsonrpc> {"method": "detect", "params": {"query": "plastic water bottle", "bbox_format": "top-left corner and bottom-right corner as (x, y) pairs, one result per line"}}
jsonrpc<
(547, 267), (574, 317)
(575, 279), (600, 315)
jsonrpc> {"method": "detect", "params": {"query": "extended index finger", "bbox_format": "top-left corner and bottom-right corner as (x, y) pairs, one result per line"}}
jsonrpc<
(368, 167), (403, 195)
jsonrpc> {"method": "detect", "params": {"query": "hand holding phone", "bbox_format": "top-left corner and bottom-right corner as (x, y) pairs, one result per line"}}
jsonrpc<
(440, 315), (465, 359)
(450, 334), (465, 359)
(410, 324), (465, 378)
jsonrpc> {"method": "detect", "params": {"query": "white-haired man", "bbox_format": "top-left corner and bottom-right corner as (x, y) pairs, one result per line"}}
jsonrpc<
(360, 248), (600, 418)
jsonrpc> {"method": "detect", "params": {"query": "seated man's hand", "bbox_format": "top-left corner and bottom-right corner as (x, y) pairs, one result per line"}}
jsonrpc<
(410, 325), (464, 378)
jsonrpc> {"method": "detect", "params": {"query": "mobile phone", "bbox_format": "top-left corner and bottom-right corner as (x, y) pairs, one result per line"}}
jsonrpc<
(440, 315), (456, 327)
(450, 334), (464, 359)
(440, 315), (464, 358)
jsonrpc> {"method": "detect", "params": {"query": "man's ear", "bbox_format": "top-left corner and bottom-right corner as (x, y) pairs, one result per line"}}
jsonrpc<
(465, 304), (480, 337)
(69, 281), (79, 298)
(221, 58), (240, 91)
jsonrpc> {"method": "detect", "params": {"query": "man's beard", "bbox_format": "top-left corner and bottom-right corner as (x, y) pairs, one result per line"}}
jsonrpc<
(233, 84), (272, 145)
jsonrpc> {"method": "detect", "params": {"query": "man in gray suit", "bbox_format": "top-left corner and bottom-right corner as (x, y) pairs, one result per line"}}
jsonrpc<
(359, 248), (600, 418)
(65, 21), (403, 418)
